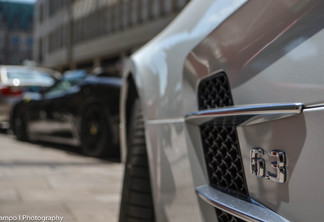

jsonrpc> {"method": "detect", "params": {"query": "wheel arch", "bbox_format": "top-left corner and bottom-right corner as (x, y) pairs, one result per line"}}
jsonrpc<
(120, 72), (139, 163)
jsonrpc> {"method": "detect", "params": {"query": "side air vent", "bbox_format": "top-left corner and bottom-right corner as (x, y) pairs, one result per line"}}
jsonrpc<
(198, 73), (234, 110)
(198, 72), (247, 222)
(200, 124), (247, 196)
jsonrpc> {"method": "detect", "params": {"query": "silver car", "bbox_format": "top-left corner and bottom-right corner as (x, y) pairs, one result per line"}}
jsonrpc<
(119, 0), (324, 221)
(0, 65), (59, 129)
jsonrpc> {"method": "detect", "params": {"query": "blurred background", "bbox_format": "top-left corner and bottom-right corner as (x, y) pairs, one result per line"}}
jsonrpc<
(1, 0), (188, 74)
(0, 0), (188, 221)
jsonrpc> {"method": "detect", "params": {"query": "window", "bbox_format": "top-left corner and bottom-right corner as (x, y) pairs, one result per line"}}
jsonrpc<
(6, 67), (56, 87)
(11, 35), (20, 47)
(48, 70), (86, 93)
(26, 37), (33, 49)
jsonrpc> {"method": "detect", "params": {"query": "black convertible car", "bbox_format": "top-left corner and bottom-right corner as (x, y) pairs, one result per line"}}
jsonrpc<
(10, 70), (121, 158)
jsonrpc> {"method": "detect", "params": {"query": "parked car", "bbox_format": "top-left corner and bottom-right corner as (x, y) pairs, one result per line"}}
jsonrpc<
(119, 0), (324, 221)
(11, 70), (121, 158)
(0, 65), (59, 129)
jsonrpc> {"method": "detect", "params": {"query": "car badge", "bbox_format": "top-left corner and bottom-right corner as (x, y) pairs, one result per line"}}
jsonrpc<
(250, 148), (287, 183)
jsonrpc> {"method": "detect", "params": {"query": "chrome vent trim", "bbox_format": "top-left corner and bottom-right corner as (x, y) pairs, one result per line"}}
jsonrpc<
(196, 185), (289, 222)
(186, 103), (303, 126)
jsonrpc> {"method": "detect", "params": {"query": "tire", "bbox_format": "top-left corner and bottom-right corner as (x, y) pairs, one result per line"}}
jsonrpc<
(119, 99), (155, 222)
(80, 104), (112, 157)
(12, 107), (28, 141)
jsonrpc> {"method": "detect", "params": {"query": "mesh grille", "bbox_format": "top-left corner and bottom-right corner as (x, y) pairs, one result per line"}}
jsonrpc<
(200, 124), (247, 195)
(198, 72), (248, 221)
(216, 209), (245, 222)
(198, 73), (233, 110)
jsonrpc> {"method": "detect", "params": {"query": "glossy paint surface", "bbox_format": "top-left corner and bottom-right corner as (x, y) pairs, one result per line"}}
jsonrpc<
(145, 121), (211, 222)
(186, 0), (324, 106)
(238, 106), (324, 221)
(122, 0), (324, 221)
(132, 0), (247, 120)
(128, 1), (247, 221)
(183, 0), (324, 220)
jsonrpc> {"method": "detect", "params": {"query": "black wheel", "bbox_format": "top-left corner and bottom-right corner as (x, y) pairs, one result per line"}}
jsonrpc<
(12, 107), (28, 141)
(80, 104), (111, 157)
(119, 99), (155, 222)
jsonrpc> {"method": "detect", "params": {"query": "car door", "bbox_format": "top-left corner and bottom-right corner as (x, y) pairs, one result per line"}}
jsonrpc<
(28, 74), (85, 145)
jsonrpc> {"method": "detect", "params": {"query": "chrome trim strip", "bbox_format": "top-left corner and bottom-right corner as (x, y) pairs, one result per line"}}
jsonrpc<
(185, 103), (303, 126)
(196, 185), (289, 222)
(146, 118), (184, 124)
(304, 103), (324, 109)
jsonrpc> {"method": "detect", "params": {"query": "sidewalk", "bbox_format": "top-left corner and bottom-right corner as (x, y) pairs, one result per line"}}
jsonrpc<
(0, 133), (123, 222)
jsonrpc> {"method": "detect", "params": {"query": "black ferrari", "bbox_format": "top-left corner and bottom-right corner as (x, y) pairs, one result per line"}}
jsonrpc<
(10, 70), (121, 158)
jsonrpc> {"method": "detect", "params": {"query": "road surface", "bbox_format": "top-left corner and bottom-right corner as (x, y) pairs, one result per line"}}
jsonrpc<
(0, 133), (123, 222)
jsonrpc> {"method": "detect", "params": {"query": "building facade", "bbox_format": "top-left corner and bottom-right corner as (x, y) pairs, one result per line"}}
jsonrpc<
(34, 0), (188, 74)
(0, 1), (34, 65)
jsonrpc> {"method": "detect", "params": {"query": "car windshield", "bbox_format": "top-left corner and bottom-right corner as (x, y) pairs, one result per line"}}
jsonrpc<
(6, 68), (55, 87)
(48, 70), (86, 93)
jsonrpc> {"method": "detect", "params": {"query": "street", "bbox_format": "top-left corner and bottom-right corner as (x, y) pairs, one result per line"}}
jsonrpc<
(0, 132), (123, 222)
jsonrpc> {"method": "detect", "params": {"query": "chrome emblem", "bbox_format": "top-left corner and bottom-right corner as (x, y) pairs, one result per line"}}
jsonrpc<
(250, 148), (287, 183)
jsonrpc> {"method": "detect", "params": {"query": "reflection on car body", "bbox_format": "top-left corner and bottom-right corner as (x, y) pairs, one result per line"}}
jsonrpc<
(119, 0), (324, 221)
(11, 70), (121, 158)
